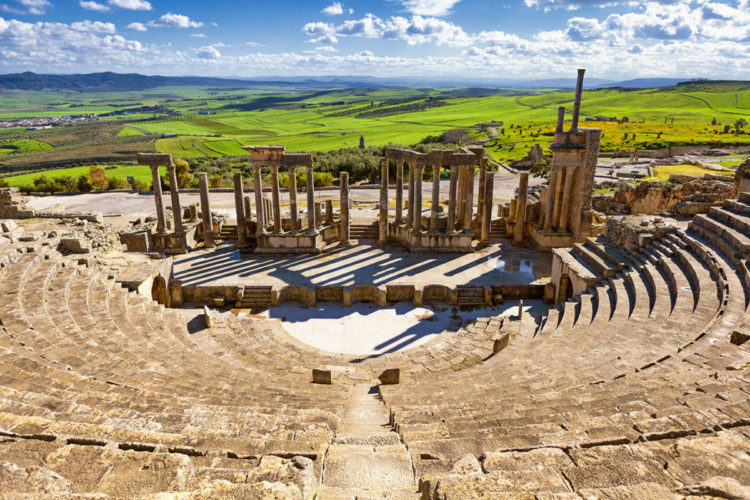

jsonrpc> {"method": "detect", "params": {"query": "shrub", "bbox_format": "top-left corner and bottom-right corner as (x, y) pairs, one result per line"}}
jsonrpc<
(107, 177), (127, 190)
(77, 175), (92, 192)
(0, 178), (8, 188)
(89, 166), (109, 190)
(132, 179), (147, 193)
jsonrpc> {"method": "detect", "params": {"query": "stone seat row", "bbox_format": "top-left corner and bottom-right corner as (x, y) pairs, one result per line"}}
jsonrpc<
(207, 310), (512, 385)
(379, 214), (750, 486)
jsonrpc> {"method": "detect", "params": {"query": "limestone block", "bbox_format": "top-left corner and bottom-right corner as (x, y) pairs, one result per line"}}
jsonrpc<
(492, 334), (510, 353)
(730, 330), (749, 346)
(312, 369), (332, 384)
(378, 368), (400, 385)
(0, 220), (17, 232)
(60, 237), (91, 254)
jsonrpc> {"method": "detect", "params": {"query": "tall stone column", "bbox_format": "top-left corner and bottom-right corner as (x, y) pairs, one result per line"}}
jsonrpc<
(463, 165), (474, 232)
(430, 164), (440, 232)
(198, 172), (214, 248)
(253, 164), (265, 239)
(325, 199), (334, 225)
(244, 196), (252, 234)
(558, 166), (576, 233)
(480, 172), (494, 245)
(413, 165), (423, 234)
(306, 165), (316, 233)
(395, 159), (404, 225)
(288, 166), (298, 232)
(234, 173), (247, 246)
(166, 163), (183, 233)
(270, 166), (281, 233)
(447, 164), (458, 233)
(551, 167), (566, 232)
(456, 166), (465, 226)
(406, 163), (414, 228)
(477, 158), (487, 222)
(150, 165), (167, 234)
(514, 173), (529, 245)
(543, 169), (558, 233)
(379, 158), (389, 246)
(340, 171), (350, 245)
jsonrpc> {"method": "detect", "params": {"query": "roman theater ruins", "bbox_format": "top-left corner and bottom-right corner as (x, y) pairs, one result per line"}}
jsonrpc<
(0, 71), (748, 498)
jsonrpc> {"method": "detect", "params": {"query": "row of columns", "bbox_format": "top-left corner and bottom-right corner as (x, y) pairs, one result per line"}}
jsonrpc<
(542, 165), (577, 233)
(380, 159), (477, 237)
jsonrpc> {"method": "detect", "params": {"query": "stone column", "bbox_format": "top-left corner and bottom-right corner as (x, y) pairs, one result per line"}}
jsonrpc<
(244, 196), (252, 235)
(551, 167), (566, 232)
(514, 173), (529, 245)
(233, 173), (247, 246)
(395, 159), (404, 225)
(477, 158), (487, 222)
(315, 203), (322, 229)
(150, 165), (167, 234)
(447, 164), (458, 233)
(167, 163), (183, 233)
(430, 164), (440, 232)
(413, 165), (423, 234)
(198, 172), (214, 248)
(406, 163), (414, 228)
(543, 169), (558, 233)
(306, 165), (316, 233)
(558, 167), (576, 233)
(456, 166), (465, 225)
(270, 166), (281, 233)
(379, 157), (389, 246)
(463, 165), (474, 232)
(480, 172), (494, 245)
(325, 199), (334, 225)
(340, 171), (350, 245)
(253, 165), (265, 239)
(288, 166), (298, 232)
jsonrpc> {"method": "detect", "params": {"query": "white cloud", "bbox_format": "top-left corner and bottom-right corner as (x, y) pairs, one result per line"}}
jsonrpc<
(189, 32), (206, 38)
(127, 22), (146, 31)
(398, 0), (462, 16)
(196, 45), (220, 59)
(147, 12), (203, 28)
(302, 13), (472, 46)
(71, 20), (116, 33)
(524, 0), (681, 9)
(322, 1), (344, 15)
(3, 0), (50, 15)
(79, 0), (110, 12)
(108, 0), (151, 10)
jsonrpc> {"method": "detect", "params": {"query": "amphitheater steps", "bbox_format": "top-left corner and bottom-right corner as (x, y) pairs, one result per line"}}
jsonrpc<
(350, 223), (378, 240)
(320, 384), (417, 499)
(690, 214), (750, 259)
(218, 224), (238, 241)
(572, 242), (619, 278)
(489, 219), (507, 239)
(236, 286), (273, 309)
(456, 285), (486, 306)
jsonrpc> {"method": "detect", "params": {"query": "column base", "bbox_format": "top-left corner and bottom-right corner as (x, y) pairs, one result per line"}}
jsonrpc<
(254, 232), (325, 254)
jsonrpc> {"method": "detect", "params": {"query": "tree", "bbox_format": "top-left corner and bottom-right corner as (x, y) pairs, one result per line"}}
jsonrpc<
(734, 119), (748, 133)
(89, 166), (109, 190)
(209, 173), (223, 188)
(77, 175), (92, 192)
(530, 157), (551, 180)
(34, 175), (55, 194)
(174, 159), (192, 188)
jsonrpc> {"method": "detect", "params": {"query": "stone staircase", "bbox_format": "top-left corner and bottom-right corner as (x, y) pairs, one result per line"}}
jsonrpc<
(235, 286), (273, 309)
(456, 285), (486, 307)
(319, 385), (417, 499)
(489, 218), (507, 239)
(350, 222), (378, 240)
(218, 224), (238, 241)
(690, 192), (750, 259)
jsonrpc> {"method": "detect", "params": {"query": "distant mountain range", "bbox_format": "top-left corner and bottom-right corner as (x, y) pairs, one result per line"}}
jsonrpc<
(0, 71), (719, 92)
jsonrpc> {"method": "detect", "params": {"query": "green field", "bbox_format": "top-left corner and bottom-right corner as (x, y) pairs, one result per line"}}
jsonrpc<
(2, 81), (750, 173)
(0, 164), (164, 187)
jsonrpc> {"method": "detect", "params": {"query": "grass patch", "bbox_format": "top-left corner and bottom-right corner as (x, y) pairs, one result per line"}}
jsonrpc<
(646, 164), (720, 181)
(0, 164), (164, 187)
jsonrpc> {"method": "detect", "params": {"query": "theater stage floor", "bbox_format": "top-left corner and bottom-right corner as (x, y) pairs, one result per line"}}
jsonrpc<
(173, 240), (551, 288)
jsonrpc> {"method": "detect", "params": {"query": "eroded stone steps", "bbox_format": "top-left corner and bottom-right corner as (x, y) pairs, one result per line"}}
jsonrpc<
(321, 384), (417, 499)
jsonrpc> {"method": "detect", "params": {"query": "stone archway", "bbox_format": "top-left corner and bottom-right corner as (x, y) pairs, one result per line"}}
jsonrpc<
(151, 276), (170, 307)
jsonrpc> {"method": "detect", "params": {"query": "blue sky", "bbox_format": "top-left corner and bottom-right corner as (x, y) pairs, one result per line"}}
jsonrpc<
(0, 0), (749, 79)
